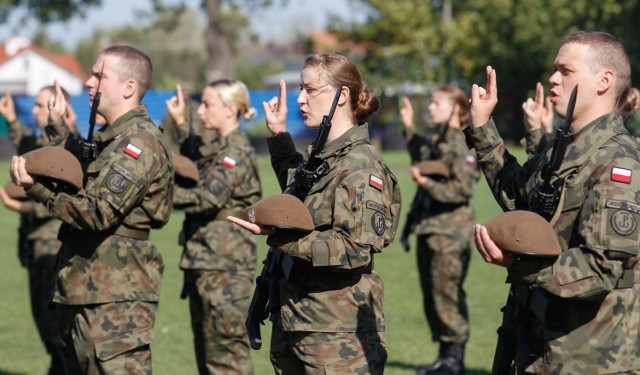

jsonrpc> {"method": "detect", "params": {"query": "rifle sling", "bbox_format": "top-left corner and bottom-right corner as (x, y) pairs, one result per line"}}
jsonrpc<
(547, 132), (614, 226)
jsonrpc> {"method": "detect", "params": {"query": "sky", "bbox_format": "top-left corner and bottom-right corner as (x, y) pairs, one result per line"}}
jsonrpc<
(0, 0), (361, 50)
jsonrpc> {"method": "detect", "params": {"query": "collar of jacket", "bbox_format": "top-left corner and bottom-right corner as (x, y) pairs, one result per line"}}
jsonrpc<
(94, 105), (150, 143)
(198, 127), (245, 160)
(569, 112), (624, 146)
(316, 123), (371, 160)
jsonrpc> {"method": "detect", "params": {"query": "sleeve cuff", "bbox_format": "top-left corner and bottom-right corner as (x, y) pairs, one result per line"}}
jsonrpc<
(506, 254), (553, 284)
(25, 182), (55, 203)
(267, 132), (297, 157)
(266, 230), (308, 257)
(468, 118), (502, 155)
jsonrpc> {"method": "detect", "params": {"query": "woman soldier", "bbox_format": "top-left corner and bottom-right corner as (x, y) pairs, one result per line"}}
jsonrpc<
(229, 52), (402, 374)
(400, 86), (479, 375)
(171, 79), (262, 375)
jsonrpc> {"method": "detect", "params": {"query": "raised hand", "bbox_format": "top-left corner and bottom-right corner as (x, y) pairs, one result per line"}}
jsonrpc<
(47, 80), (67, 125)
(262, 79), (288, 135)
(469, 65), (498, 128)
(165, 83), (186, 126)
(0, 89), (17, 123)
(522, 82), (545, 132)
(399, 96), (415, 129)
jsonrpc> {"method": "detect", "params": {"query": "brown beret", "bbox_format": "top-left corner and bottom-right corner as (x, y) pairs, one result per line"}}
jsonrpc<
(4, 182), (28, 200)
(245, 194), (314, 232)
(23, 146), (83, 192)
(172, 152), (199, 186)
(484, 210), (562, 257)
(417, 160), (450, 178)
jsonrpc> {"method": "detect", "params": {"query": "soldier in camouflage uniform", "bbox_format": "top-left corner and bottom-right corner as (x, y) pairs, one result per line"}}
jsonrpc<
(229, 52), (402, 375)
(400, 87), (479, 375)
(0, 84), (78, 375)
(11, 45), (174, 374)
(170, 79), (261, 375)
(469, 31), (640, 373)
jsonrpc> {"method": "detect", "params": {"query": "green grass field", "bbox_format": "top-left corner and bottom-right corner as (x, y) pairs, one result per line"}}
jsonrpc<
(0, 148), (522, 375)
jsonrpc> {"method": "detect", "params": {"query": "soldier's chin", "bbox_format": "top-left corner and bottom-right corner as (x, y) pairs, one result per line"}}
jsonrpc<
(303, 119), (320, 128)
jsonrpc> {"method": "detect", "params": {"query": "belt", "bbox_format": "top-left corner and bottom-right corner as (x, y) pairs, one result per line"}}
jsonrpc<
(58, 224), (150, 242)
(113, 226), (150, 240)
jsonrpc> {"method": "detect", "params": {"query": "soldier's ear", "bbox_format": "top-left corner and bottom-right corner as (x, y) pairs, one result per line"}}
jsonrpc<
(122, 78), (137, 100)
(597, 68), (615, 95)
(338, 86), (349, 107)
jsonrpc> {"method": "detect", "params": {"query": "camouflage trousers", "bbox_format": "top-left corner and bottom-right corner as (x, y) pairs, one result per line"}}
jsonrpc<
(57, 301), (157, 375)
(417, 233), (471, 344)
(26, 239), (61, 358)
(184, 269), (253, 375)
(270, 320), (387, 375)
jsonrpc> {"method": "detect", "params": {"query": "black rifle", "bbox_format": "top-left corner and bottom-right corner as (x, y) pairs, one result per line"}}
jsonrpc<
(246, 84), (343, 350)
(399, 122), (448, 252)
(491, 84), (578, 375)
(529, 85), (578, 219)
(68, 62), (104, 174)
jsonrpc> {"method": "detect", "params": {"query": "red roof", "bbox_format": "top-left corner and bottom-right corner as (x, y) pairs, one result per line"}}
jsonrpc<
(309, 31), (369, 54)
(0, 43), (88, 81)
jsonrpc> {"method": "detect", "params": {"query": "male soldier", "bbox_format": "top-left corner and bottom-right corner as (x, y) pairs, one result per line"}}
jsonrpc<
(469, 31), (640, 373)
(11, 45), (174, 374)
(0, 85), (76, 375)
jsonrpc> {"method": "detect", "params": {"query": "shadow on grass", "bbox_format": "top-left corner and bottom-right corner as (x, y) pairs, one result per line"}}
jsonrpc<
(0, 369), (27, 375)
(386, 361), (491, 374)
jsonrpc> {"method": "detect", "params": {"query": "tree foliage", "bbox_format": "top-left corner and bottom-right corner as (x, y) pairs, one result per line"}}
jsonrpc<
(335, 0), (640, 142)
(0, 0), (102, 23)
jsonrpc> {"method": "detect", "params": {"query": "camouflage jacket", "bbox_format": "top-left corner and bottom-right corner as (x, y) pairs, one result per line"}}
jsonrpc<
(407, 128), (478, 236)
(27, 105), (174, 304)
(8, 118), (63, 256)
(469, 113), (640, 373)
(174, 128), (261, 274)
(266, 124), (402, 332)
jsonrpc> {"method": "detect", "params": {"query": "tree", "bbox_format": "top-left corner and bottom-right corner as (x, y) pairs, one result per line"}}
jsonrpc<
(0, 0), (102, 23)
(335, 0), (640, 142)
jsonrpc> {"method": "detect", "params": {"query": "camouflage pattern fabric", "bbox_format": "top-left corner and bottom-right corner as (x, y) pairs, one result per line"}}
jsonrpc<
(174, 128), (261, 272)
(521, 127), (547, 160)
(270, 318), (387, 375)
(417, 233), (470, 344)
(8, 118), (64, 362)
(184, 270), (254, 375)
(406, 127), (477, 346)
(57, 301), (157, 374)
(25, 105), (173, 372)
(173, 127), (261, 374)
(265, 124), (401, 372)
(469, 113), (640, 373)
(409, 128), (478, 237)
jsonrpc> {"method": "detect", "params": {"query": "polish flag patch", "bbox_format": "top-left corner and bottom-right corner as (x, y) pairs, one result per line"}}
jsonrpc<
(466, 155), (476, 165)
(611, 167), (632, 184)
(124, 143), (142, 159)
(369, 174), (383, 191)
(222, 156), (237, 168)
